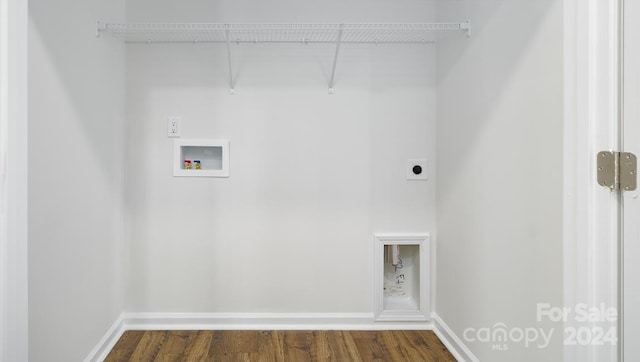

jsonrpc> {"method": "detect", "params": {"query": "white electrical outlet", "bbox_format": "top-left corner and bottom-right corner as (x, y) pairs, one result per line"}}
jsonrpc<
(407, 159), (428, 180)
(167, 117), (181, 138)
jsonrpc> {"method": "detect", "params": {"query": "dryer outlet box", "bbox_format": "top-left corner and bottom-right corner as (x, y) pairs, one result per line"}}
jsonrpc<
(407, 159), (428, 180)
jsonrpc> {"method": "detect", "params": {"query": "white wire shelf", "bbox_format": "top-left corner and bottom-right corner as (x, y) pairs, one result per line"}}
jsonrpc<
(97, 22), (470, 94)
(97, 22), (470, 44)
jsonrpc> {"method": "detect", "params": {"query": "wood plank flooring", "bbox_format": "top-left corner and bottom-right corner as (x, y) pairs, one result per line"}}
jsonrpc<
(104, 330), (456, 361)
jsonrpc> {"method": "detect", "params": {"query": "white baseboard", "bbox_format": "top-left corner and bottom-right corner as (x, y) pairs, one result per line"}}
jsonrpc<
(86, 312), (475, 361)
(432, 313), (479, 362)
(122, 312), (434, 330)
(84, 314), (126, 362)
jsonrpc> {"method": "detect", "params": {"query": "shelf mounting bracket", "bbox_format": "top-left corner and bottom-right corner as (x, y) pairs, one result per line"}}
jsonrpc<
(96, 20), (106, 38)
(328, 24), (344, 95)
(460, 21), (471, 37)
(225, 26), (236, 95)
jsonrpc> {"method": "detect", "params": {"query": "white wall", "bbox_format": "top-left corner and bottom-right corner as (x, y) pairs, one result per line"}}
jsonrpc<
(126, 0), (438, 23)
(28, 0), (125, 360)
(436, 1), (563, 361)
(124, 0), (437, 313)
(1, 0), (29, 360)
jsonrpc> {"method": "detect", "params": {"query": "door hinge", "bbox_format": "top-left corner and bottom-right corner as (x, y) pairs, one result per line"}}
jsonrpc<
(597, 151), (637, 190)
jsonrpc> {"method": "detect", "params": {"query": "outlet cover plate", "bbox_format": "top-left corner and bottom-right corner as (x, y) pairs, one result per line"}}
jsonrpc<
(168, 117), (181, 138)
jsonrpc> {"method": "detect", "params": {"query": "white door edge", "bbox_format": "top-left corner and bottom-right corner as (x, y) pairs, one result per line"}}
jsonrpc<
(564, 0), (622, 361)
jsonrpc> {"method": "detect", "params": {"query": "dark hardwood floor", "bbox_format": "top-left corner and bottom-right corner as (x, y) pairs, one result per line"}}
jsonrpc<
(104, 330), (456, 361)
